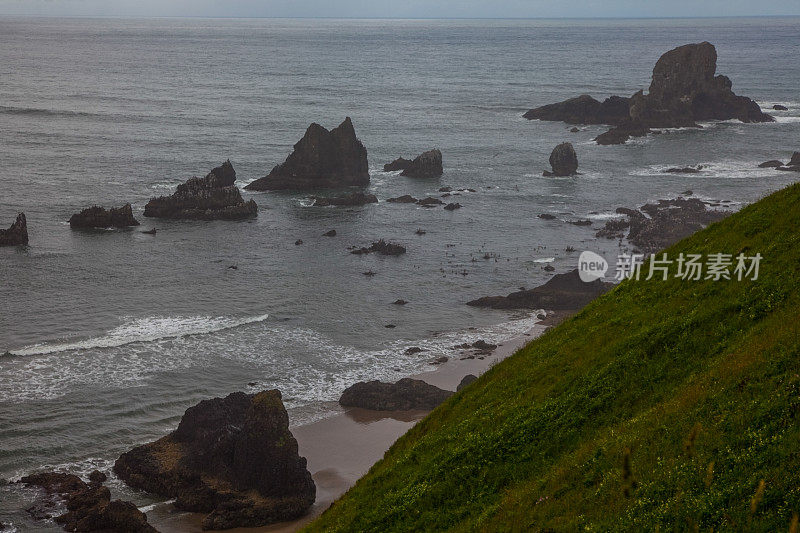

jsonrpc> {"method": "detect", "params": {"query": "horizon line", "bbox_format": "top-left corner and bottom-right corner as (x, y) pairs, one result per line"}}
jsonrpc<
(1, 14), (799, 21)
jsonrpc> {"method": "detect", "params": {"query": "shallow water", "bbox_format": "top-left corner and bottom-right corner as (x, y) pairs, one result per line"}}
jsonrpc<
(1, 16), (799, 530)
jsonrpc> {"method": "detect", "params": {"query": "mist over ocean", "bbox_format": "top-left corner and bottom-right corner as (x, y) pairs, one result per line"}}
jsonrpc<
(1, 16), (799, 530)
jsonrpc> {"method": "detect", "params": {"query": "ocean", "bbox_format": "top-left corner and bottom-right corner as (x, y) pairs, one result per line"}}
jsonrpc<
(1, 16), (799, 530)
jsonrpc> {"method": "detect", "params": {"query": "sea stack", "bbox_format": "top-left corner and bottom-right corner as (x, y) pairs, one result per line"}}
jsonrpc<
(144, 160), (257, 220)
(544, 143), (578, 176)
(114, 390), (315, 530)
(525, 42), (773, 145)
(245, 117), (369, 191)
(0, 213), (29, 246)
(69, 204), (140, 229)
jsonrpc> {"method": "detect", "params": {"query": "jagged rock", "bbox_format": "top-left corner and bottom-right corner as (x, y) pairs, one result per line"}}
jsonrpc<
(758, 160), (784, 168)
(444, 203), (462, 211)
(0, 213), (28, 246)
(467, 269), (613, 311)
(19, 472), (156, 532)
(524, 94), (630, 124)
(311, 192), (377, 207)
(543, 143), (578, 176)
(528, 43), (773, 145)
(69, 204), (140, 229)
(144, 161), (257, 220)
(383, 158), (413, 172)
(790, 152), (800, 166)
(417, 197), (444, 207)
(457, 375), (478, 392)
(350, 240), (406, 256)
(113, 391), (315, 530)
(339, 378), (453, 411)
(773, 104), (788, 111)
(398, 149), (443, 178)
(386, 195), (418, 204)
(245, 118), (369, 191)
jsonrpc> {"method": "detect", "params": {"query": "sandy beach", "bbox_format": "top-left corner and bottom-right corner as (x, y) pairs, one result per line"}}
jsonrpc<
(145, 312), (568, 532)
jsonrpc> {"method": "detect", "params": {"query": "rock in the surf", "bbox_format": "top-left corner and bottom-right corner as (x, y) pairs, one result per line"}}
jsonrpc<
(339, 378), (453, 411)
(113, 390), (315, 530)
(19, 471), (156, 532)
(69, 204), (140, 229)
(758, 160), (784, 168)
(245, 117), (369, 191)
(350, 239), (406, 256)
(0, 213), (28, 246)
(773, 104), (788, 111)
(144, 160), (257, 220)
(544, 142), (578, 176)
(383, 157), (413, 172)
(524, 94), (630, 125)
(398, 149), (443, 178)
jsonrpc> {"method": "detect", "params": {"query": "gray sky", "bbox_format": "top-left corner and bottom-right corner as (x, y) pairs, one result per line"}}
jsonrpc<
(0, 0), (798, 18)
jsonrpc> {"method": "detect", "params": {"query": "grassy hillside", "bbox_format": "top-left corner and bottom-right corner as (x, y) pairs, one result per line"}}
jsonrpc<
(307, 183), (800, 532)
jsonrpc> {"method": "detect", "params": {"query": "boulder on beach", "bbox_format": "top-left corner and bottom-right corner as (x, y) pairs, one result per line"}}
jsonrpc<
(339, 378), (453, 411)
(467, 269), (614, 311)
(144, 160), (257, 220)
(311, 192), (377, 207)
(397, 149), (443, 179)
(457, 375), (478, 392)
(0, 213), (28, 246)
(544, 142), (578, 176)
(526, 42), (773, 145)
(69, 204), (140, 229)
(113, 390), (315, 530)
(19, 471), (156, 532)
(245, 118), (369, 191)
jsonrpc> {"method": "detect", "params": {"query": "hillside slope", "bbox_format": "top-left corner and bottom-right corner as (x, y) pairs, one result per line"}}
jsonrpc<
(307, 183), (800, 532)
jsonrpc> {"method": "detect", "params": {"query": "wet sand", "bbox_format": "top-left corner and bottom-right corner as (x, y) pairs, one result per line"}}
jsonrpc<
(146, 311), (571, 532)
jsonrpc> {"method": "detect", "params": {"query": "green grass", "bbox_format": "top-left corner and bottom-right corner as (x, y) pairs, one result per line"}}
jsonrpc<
(306, 183), (800, 532)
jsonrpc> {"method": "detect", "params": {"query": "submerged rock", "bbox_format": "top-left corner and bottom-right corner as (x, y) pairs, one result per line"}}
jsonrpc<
(113, 390), (315, 530)
(386, 195), (418, 204)
(339, 378), (453, 411)
(758, 160), (784, 168)
(0, 213), (28, 246)
(351, 240), (406, 256)
(527, 42), (773, 145)
(69, 204), (140, 229)
(245, 118), (369, 191)
(417, 197), (444, 207)
(397, 149), (443, 179)
(467, 269), (613, 311)
(19, 471), (156, 532)
(544, 142), (578, 176)
(664, 166), (704, 174)
(144, 161), (257, 220)
(311, 192), (377, 207)
(443, 202), (462, 211)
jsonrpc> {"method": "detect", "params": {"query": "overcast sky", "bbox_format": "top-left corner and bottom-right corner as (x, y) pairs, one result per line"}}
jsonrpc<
(0, 0), (798, 18)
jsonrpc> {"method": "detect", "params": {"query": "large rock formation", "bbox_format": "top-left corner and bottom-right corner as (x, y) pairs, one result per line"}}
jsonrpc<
(339, 378), (453, 411)
(144, 161), (257, 220)
(0, 213), (28, 246)
(69, 204), (140, 229)
(467, 269), (613, 310)
(544, 142), (578, 176)
(19, 471), (157, 532)
(400, 149), (443, 178)
(245, 118), (369, 191)
(113, 390), (315, 530)
(525, 42), (773, 144)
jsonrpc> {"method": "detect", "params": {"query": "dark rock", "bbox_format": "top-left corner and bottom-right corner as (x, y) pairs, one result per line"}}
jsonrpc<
(431, 356), (449, 365)
(19, 472), (156, 532)
(664, 166), (704, 174)
(383, 158), (413, 172)
(417, 197), (444, 207)
(570, 127), (580, 133)
(595, 218), (630, 239)
(363, 271), (376, 277)
(543, 264), (556, 272)
(295, 239), (303, 245)
(311, 192), (377, 207)
(144, 161), (257, 220)
(69, 204), (140, 229)
(467, 269), (614, 311)
(404, 347), (423, 355)
(393, 299), (408, 305)
(443, 203), (462, 211)
(351, 240), (406, 256)
(538, 213), (557, 220)
(530, 43), (773, 144)
(524, 94), (630, 125)
(773, 104), (788, 111)
(399, 149), (443, 179)
(415, 228), (426, 235)
(322, 229), (337, 237)
(88, 471), (107, 486)
(790, 152), (800, 166)
(758, 160), (784, 168)
(546, 142), (578, 176)
(438, 186), (452, 192)
(776, 165), (800, 172)
(113, 390), (315, 530)
(385, 324), (396, 329)
(142, 228), (157, 235)
(339, 378), (453, 411)
(245, 118), (369, 191)
(568, 219), (592, 226)
(386, 195), (418, 204)
(0, 213), (28, 246)
(457, 375), (478, 392)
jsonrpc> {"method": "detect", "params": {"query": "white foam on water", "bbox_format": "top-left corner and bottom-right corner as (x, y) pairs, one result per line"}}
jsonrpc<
(532, 257), (555, 263)
(11, 314), (271, 357)
(631, 160), (783, 180)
